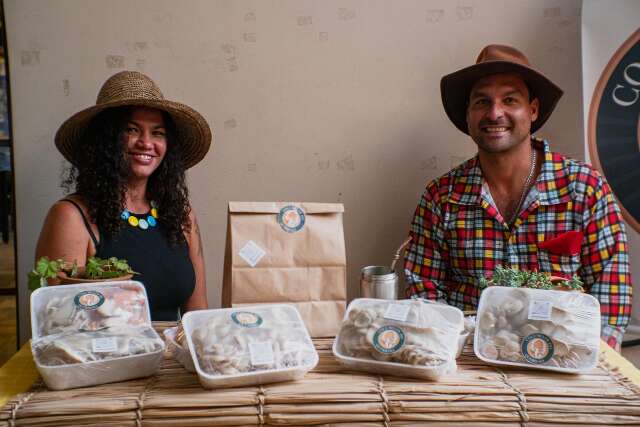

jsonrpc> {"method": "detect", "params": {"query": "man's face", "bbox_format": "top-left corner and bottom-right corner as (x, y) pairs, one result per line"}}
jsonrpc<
(466, 73), (539, 154)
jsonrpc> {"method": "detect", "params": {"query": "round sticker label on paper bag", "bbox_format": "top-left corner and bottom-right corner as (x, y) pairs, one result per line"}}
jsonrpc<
(522, 333), (554, 364)
(373, 325), (405, 354)
(278, 205), (305, 233)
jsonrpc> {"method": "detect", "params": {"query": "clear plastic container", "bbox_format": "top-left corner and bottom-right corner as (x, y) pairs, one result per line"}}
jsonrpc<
(30, 281), (165, 390)
(474, 286), (601, 373)
(332, 298), (464, 380)
(163, 326), (195, 373)
(182, 304), (318, 389)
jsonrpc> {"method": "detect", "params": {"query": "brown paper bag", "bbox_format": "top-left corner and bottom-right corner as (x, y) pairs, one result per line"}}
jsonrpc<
(222, 202), (346, 337)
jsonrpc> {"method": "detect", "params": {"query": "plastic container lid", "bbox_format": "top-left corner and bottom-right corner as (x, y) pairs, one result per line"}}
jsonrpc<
(332, 298), (464, 380)
(182, 304), (319, 389)
(30, 281), (164, 390)
(474, 286), (601, 373)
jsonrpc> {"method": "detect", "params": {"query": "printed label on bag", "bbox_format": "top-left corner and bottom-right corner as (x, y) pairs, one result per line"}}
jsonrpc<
(92, 337), (118, 353)
(277, 205), (305, 233)
(522, 333), (554, 364)
(528, 300), (553, 320)
(249, 340), (275, 366)
(74, 290), (105, 310)
(231, 311), (264, 328)
(383, 304), (411, 322)
(372, 325), (405, 354)
(238, 240), (266, 267)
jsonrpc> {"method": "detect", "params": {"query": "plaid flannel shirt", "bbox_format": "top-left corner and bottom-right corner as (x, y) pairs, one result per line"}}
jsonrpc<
(404, 138), (632, 349)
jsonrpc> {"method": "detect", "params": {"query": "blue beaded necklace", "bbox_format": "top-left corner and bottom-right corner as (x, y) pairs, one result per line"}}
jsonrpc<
(120, 200), (158, 230)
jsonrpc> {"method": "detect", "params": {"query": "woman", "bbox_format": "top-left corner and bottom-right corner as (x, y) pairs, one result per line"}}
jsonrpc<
(35, 71), (211, 320)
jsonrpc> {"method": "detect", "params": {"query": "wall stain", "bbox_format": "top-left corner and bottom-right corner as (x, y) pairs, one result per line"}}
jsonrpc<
(20, 50), (40, 66)
(456, 6), (473, 21)
(297, 16), (313, 26)
(420, 156), (438, 170)
(338, 8), (356, 21)
(337, 155), (355, 171)
(106, 55), (125, 69)
(221, 44), (239, 72)
(544, 7), (561, 18)
(224, 118), (237, 129)
(426, 9), (444, 23)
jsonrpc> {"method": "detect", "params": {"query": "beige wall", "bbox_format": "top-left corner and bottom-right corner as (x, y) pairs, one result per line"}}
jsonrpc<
(6, 0), (584, 344)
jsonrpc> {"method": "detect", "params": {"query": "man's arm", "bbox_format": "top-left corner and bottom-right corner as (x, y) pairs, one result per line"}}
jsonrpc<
(580, 178), (632, 351)
(403, 184), (449, 302)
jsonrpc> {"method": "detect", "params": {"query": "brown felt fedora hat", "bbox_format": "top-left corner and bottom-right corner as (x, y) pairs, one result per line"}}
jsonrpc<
(55, 71), (212, 169)
(440, 44), (563, 135)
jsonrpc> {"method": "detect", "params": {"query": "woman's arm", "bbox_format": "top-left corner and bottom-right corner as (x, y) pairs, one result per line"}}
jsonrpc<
(35, 198), (96, 271)
(182, 208), (208, 312)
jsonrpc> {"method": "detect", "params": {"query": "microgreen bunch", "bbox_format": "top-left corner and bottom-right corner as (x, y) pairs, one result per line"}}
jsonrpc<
(27, 257), (65, 291)
(479, 265), (584, 291)
(27, 256), (135, 290)
(84, 257), (134, 279)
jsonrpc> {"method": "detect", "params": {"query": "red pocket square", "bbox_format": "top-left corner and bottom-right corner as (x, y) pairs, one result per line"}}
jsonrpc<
(538, 231), (583, 256)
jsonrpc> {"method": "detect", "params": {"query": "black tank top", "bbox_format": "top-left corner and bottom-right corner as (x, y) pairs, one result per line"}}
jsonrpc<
(62, 199), (196, 321)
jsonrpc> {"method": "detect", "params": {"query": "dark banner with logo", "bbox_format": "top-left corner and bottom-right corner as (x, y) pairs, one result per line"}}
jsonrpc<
(589, 29), (640, 232)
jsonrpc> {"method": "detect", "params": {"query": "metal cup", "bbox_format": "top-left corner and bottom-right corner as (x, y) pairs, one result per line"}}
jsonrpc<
(360, 265), (399, 300)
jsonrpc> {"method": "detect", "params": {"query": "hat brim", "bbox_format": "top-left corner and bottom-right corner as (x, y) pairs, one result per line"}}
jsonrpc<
(55, 98), (212, 169)
(440, 61), (563, 135)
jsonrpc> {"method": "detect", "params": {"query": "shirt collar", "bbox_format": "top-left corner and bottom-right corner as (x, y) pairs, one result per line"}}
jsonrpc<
(534, 138), (573, 205)
(447, 137), (572, 206)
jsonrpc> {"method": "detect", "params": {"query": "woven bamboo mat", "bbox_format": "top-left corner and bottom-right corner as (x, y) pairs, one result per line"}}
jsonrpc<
(2, 322), (640, 426)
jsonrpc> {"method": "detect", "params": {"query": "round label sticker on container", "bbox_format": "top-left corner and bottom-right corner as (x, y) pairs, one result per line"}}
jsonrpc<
(74, 290), (105, 310)
(231, 311), (263, 328)
(372, 325), (405, 354)
(522, 333), (554, 364)
(277, 205), (305, 233)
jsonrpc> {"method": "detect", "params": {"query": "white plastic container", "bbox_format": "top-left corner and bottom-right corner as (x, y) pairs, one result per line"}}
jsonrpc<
(163, 326), (195, 373)
(332, 298), (464, 380)
(457, 330), (470, 358)
(182, 304), (318, 389)
(474, 286), (601, 373)
(30, 281), (165, 390)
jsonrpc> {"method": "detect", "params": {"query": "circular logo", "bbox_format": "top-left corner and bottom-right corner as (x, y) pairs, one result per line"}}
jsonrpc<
(588, 29), (640, 232)
(521, 333), (554, 364)
(277, 205), (306, 233)
(231, 311), (263, 328)
(74, 290), (105, 310)
(372, 325), (405, 354)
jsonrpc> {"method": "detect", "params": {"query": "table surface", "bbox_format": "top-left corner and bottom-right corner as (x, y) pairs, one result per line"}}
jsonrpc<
(2, 327), (640, 426)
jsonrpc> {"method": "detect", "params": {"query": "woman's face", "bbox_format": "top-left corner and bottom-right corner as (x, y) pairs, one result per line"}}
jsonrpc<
(122, 107), (167, 181)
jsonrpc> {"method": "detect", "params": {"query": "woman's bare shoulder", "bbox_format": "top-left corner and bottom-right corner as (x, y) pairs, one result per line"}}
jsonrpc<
(36, 196), (95, 262)
(48, 196), (90, 219)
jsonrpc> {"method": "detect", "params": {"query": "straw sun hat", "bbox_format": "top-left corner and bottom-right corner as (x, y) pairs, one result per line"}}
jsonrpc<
(440, 44), (563, 135)
(55, 71), (212, 169)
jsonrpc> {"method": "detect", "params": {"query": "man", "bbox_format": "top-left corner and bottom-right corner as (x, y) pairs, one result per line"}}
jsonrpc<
(404, 44), (631, 350)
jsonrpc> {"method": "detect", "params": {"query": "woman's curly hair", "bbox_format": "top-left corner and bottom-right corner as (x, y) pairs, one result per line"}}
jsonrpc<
(63, 107), (191, 244)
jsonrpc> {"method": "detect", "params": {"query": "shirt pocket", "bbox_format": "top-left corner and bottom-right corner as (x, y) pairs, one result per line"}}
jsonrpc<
(536, 249), (580, 277)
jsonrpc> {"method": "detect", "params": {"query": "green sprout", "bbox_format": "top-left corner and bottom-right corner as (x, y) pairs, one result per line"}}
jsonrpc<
(27, 256), (136, 290)
(480, 265), (583, 291)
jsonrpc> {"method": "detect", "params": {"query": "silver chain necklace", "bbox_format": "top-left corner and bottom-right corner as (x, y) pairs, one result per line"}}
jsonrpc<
(508, 148), (537, 225)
